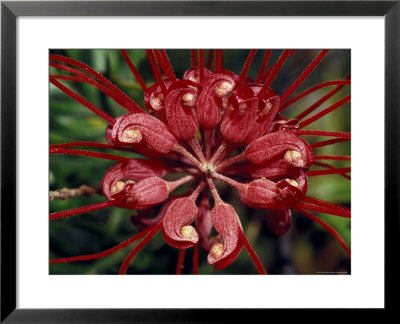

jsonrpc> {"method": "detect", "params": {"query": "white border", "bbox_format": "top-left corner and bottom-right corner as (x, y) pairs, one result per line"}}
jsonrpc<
(17, 17), (384, 308)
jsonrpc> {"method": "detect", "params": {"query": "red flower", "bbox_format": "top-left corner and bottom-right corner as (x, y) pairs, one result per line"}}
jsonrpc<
(50, 49), (351, 274)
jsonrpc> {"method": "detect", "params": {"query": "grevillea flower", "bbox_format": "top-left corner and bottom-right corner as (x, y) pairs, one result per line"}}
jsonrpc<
(50, 49), (351, 274)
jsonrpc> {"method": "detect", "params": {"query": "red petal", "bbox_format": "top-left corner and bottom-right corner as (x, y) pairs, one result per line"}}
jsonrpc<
(104, 176), (169, 209)
(245, 131), (313, 166)
(220, 94), (258, 143)
(239, 179), (284, 210)
(196, 70), (237, 128)
(244, 95), (280, 143)
(162, 197), (199, 249)
(207, 204), (242, 269)
(102, 160), (167, 200)
(164, 83), (199, 139)
(111, 113), (177, 154)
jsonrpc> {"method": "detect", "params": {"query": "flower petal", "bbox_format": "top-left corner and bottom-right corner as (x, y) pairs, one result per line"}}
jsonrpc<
(111, 113), (177, 154)
(207, 204), (243, 269)
(162, 197), (199, 249)
(196, 70), (237, 128)
(245, 131), (313, 166)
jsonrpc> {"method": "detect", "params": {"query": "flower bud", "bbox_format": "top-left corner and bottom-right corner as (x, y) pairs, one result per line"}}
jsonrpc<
(183, 67), (212, 84)
(266, 209), (292, 236)
(207, 203), (242, 269)
(220, 86), (258, 143)
(102, 159), (167, 200)
(244, 95), (280, 144)
(111, 113), (177, 154)
(164, 81), (199, 139)
(162, 197), (199, 249)
(144, 80), (172, 111)
(196, 70), (237, 128)
(245, 131), (313, 167)
(239, 179), (286, 210)
(106, 176), (170, 209)
(196, 195), (213, 250)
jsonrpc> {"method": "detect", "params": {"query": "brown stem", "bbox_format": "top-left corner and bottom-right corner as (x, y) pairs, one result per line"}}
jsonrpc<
(49, 185), (101, 201)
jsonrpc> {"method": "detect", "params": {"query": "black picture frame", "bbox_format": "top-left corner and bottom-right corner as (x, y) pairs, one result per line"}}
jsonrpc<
(1, 0), (398, 322)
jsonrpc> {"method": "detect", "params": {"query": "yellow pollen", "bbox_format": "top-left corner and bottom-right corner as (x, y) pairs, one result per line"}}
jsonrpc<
(150, 96), (163, 110)
(284, 150), (304, 167)
(210, 243), (224, 259)
(111, 180), (126, 194)
(214, 81), (233, 96)
(121, 128), (142, 143)
(285, 178), (299, 188)
(182, 92), (196, 107)
(180, 225), (198, 243)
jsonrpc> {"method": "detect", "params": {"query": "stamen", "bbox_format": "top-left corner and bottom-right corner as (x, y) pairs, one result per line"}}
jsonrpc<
(119, 223), (162, 274)
(311, 138), (350, 149)
(239, 231), (267, 274)
(280, 79), (350, 112)
(50, 54), (143, 114)
(298, 130), (351, 139)
(238, 50), (257, 84)
(215, 50), (223, 71)
(280, 49), (329, 104)
(50, 77), (116, 124)
(50, 200), (115, 220)
(308, 167), (351, 176)
(313, 155), (351, 161)
(50, 226), (155, 264)
(256, 50), (271, 83)
(191, 50), (197, 67)
(258, 50), (294, 99)
(295, 74), (351, 120)
(146, 50), (167, 95)
(299, 95), (351, 128)
(296, 202), (351, 218)
(51, 62), (141, 113)
(199, 49), (205, 82)
(50, 148), (130, 163)
(120, 50), (148, 91)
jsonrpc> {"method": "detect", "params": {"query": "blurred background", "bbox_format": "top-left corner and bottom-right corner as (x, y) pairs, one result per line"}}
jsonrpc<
(50, 49), (351, 275)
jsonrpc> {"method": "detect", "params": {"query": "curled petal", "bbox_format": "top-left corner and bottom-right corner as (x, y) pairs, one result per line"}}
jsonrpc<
(162, 197), (199, 249)
(183, 67), (212, 84)
(144, 80), (172, 111)
(266, 209), (292, 236)
(105, 176), (169, 209)
(196, 70), (237, 128)
(245, 131), (313, 167)
(249, 160), (308, 196)
(220, 88), (258, 143)
(102, 160), (167, 200)
(244, 95), (280, 143)
(207, 204), (243, 269)
(239, 179), (285, 210)
(111, 113), (177, 154)
(164, 82), (199, 139)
